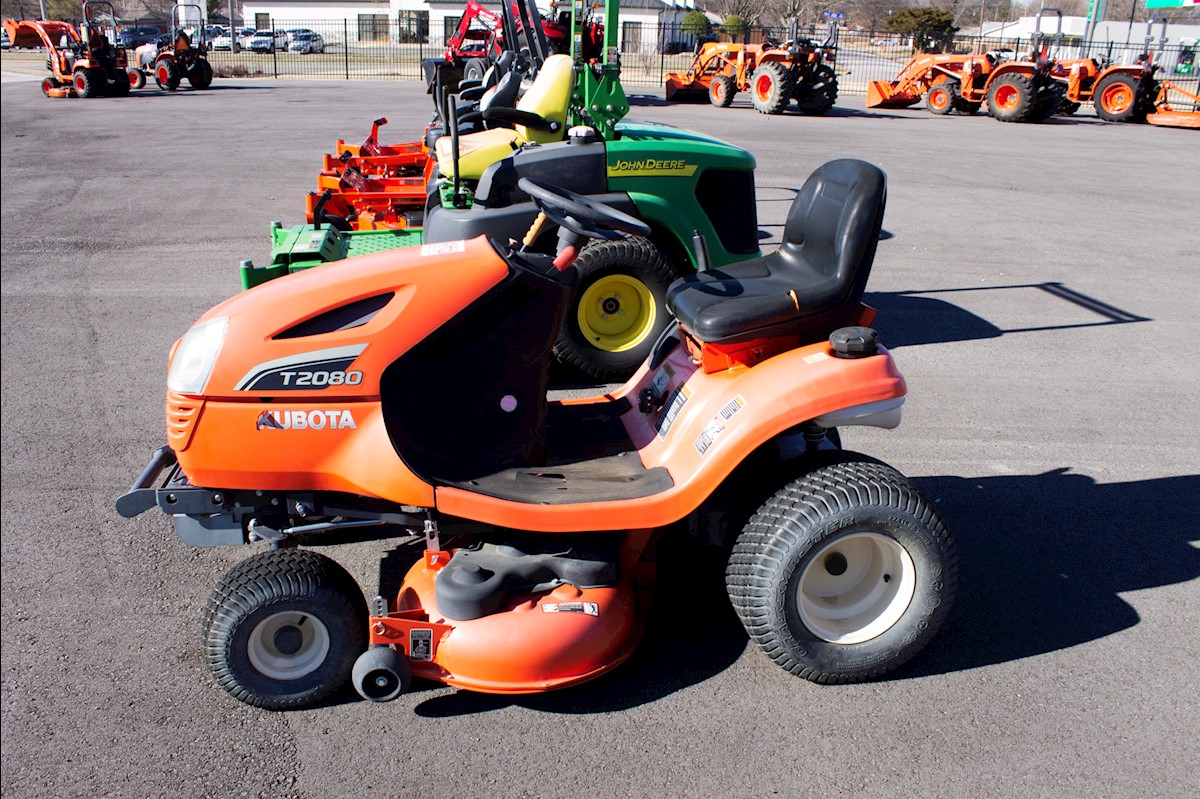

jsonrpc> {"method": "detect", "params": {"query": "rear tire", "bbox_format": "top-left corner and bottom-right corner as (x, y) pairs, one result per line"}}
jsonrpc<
(155, 59), (181, 91)
(727, 453), (958, 683)
(73, 69), (97, 98)
(553, 236), (678, 381)
(749, 61), (793, 115)
(463, 57), (488, 83)
(188, 59), (214, 89)
(987, 73), (1034, 122)
(796, 64), (838, 115)
(709, 74), (736, 108)
(204, 549), (368, 710)
(1094, 72), (1145, 123)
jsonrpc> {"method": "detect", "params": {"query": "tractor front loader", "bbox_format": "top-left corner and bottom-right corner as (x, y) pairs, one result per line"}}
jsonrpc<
(4, 1), (136, 98)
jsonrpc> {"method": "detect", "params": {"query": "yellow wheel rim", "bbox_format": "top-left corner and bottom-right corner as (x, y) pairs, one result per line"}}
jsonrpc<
(576, 274), (656, 353)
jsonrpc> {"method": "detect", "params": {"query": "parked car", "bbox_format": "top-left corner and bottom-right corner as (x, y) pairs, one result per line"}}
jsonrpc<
(283, 28), (315, 45)
(117, 26), (160, 50)
(1, 28), (10, 49)
(211, 27), (255, 50)
(288, 32), (325, 54)
(247, 29), (287, 52)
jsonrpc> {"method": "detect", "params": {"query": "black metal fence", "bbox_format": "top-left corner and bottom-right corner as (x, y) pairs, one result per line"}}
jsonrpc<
(94, 14), (1200, 97)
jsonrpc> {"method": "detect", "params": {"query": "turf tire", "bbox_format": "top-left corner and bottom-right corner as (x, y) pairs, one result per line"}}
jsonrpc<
(553, 236), (678, 382)
(726, 452), (958, 683)
(204, 549), (368, 710)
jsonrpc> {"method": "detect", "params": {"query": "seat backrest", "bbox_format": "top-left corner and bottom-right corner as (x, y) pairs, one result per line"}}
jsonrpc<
(778, 158), (887, 308)
(480, 70), (521, 114)
(514, 53), (573, 144)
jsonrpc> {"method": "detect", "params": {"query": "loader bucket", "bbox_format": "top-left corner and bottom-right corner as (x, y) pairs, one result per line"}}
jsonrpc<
(664, 72), (706, 102)
(866, 80), (922, 109)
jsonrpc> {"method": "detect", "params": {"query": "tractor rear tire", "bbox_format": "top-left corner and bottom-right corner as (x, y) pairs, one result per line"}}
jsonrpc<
(553, 236), (678, 382)
(709, 74), (736, 108)
(188, 59), (214, 89)
(956, 99), (982, 115)
(73, 69), (98, 98)
(1094, 72), (1146, 123)
(1057, 99), (1081, 115)
(927, 82), (956, 115)
(109, 73), (130, 96)
(796, 64), (837, 115)
(155, 59), (181, 91)
(750, 61), (793, 115)
(204, 549), (368, 710)
(987, 73), (1035, 122)
(726, 452), (958, 684)
(463, 57), (488, 83)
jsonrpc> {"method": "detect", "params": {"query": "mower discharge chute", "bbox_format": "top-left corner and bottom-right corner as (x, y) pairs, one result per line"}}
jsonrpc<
(117, 165), (959, 710)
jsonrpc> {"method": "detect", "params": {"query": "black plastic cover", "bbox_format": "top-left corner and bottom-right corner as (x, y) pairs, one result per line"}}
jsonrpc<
(435, 542), (618, 621)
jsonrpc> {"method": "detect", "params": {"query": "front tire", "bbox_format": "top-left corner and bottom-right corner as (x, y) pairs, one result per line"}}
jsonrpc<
(129, 68), (146, 90)
(463, 57), (488, 83)
(204, 549), (368, 710)
(726, 454), (958, 683)
(926, 81), (956, 115)
(709, 74), (736, 108)
(553, 236), (678, 381)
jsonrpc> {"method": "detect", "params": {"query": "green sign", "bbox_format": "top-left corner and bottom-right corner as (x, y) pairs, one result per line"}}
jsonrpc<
(1144, 0), (1197, 8)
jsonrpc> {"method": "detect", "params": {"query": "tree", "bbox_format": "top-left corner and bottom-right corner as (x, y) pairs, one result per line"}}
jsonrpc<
(721, 14), (750, 41)
(680, 10), (711, 36)
(886, 7), (959, 52)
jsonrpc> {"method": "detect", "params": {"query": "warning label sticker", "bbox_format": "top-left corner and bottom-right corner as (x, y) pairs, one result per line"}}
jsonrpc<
(695, 395), (746, 455)
(409, 628), (433, 661)
(419, 241), (466, 257)
(542, 602), (599, 616)
(804, 352), (830, 364)
(655, 384), (692, 439)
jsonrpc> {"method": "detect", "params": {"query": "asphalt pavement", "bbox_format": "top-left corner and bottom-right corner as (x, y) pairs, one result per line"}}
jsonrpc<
(2, 75), (1198, 799)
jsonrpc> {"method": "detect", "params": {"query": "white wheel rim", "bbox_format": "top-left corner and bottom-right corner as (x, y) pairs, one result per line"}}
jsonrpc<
(797, 532), (916, 644)
(247, 611), (331, 681)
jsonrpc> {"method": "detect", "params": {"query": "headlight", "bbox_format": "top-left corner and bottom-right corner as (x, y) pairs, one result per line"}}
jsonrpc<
(167, 317), (228, 395)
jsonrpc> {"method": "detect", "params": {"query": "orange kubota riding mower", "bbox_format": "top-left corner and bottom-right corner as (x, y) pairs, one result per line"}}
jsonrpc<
(3, 1), (135, 98)
(129, 4), (214, 91)
(116, 163), (959, 710)
(868, 8), (1065, 123)
(665, 21), (839, 115)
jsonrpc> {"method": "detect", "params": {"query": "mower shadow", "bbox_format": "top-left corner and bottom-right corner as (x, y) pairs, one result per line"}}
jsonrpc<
(412, 531), (748, 717)
(902, 469), (1200, 677)
(865, 282), (1149, 348)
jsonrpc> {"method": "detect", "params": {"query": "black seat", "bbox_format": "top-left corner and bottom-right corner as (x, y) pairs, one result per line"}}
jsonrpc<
(667, 159), (886, 345)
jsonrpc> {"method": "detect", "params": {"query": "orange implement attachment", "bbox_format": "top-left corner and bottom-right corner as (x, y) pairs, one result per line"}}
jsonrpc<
(865, 53), (969, 109)
(1147, 81), (1200, 129)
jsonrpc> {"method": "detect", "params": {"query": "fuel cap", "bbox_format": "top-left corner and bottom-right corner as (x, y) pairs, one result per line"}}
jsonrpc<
(830, 326), (879, 359)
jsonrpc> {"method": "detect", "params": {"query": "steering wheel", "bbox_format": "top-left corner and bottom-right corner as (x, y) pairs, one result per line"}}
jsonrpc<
(517, 178), (651, 241)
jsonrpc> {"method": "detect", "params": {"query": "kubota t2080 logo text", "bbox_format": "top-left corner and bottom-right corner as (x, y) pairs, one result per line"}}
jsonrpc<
(256, 409), (357, 431)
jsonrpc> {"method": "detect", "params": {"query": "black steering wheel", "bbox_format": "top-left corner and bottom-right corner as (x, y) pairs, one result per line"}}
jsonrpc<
(518, 178), (651, 241)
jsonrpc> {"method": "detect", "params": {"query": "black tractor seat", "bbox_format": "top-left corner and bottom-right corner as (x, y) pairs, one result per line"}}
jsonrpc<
(667, 159), (887, 345)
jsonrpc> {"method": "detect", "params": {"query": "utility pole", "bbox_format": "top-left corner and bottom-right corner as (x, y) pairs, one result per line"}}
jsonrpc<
(228, 0), (238, 52)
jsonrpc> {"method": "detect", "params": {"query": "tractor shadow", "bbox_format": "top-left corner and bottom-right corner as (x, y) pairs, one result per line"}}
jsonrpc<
(903, 469), (1200, 677)
(411, 529), (748, 718)
(865, 282), (1150, 348)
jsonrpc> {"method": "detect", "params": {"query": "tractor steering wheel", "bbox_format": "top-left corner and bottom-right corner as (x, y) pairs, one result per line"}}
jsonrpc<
(517, 178), (651, 241)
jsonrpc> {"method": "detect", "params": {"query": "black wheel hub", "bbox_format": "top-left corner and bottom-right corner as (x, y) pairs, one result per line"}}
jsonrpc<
(601, 297), (620, 314)
(824, 552), (848, 576)
(274, 624), (304, 655)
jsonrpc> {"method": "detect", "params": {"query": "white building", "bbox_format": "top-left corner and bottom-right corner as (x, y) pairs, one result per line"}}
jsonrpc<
(236, 0), (700, 49)
(981, 15), (1200, 48)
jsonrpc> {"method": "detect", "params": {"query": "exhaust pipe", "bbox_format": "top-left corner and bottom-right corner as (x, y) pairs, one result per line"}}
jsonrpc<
(352, 646), (412, 703)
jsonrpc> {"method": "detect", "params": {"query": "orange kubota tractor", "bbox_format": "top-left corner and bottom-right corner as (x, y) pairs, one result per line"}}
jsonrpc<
(1042, 15), (1163, 122)
(665, 21), (838, 115)
(3, 1), (136, 98)
(867, 8), (1066, 123)
(130, 4), (214, 91)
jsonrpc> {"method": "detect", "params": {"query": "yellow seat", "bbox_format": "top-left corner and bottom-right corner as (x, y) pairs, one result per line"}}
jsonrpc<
(435, 54), (575, 180)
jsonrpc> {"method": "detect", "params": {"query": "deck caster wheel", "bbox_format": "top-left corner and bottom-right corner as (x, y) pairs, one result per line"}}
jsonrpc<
(353, 646), (412, 702)
(204, 549), (367, 709)
(727, 453), (958, 683)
